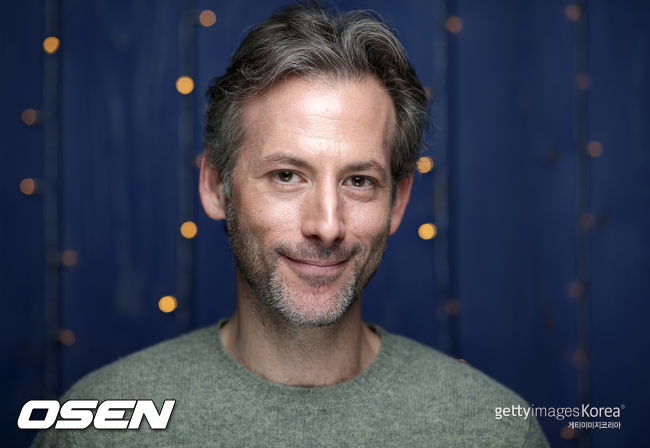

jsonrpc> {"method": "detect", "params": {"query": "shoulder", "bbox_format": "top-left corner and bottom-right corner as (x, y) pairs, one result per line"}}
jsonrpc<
(378, 330), (549, 447)
(31, 325), (222, 447)
(381, 329), (519, 401)
(64, 323), (220, 400)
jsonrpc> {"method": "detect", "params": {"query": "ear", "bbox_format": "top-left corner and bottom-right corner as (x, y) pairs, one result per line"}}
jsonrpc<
(389, 174), (414, 235)
(199, 150), (227, 221)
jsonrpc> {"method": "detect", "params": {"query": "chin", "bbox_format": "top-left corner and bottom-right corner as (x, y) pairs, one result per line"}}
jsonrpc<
(264, 273), (360, 328)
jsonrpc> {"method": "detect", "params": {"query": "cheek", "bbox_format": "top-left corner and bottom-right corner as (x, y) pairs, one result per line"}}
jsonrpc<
(237, 187), (302, 237)
(342, 200), (392, 240)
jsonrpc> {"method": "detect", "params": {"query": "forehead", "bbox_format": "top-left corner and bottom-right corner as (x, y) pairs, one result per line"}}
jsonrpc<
(238, 76), (396, 167)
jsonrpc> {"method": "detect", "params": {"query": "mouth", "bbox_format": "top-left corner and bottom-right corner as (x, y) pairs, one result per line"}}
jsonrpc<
(281, 254), (349, 279)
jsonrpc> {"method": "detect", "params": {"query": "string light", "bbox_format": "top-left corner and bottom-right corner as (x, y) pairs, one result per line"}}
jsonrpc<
(416, 156), (434, 173)
(587, 141), (603, 158)
(58, 329), (76, 346)
(444, 16), (463, 34)
(572, 6), (592, 446)
(176, 76), (194, 95)
(199, 10), (217, 27)
(180, 221), (198, 239)
(60, 250), (78, 267)
(42, 36), (60, 54)
(158, 295), (178, 313)
(19, 178), (37, 195)
(21, 109), (37, 125)
(418, 223), (437, 240)
(564, 5), (581, 22)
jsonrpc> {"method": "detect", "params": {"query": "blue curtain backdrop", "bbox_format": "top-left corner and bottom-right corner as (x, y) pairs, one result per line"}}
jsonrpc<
(2, 1), (649, 446)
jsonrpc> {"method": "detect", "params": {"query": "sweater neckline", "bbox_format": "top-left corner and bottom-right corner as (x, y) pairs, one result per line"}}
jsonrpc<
(209, 319), (399, 408)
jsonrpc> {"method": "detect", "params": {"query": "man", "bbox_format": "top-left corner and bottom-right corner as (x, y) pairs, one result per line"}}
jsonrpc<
(34, 4), (548, 446)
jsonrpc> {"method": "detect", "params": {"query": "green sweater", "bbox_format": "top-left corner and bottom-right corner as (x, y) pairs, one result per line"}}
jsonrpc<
(33, 322), (549, 447)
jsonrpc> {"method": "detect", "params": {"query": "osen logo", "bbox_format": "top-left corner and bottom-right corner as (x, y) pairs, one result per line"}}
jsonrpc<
(17, 400), (175, 430)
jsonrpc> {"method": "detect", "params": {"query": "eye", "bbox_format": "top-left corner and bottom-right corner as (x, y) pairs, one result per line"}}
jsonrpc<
(346, 175), (374, 188)
(274, 171), (300, 183)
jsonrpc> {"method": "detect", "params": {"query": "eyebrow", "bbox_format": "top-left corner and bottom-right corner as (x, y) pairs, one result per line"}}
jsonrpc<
(346, 160), (386, 175)
(260, 153), (309, 169)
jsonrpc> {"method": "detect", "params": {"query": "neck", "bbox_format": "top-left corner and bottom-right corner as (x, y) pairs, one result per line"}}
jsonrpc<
(219, 275), (381, 387)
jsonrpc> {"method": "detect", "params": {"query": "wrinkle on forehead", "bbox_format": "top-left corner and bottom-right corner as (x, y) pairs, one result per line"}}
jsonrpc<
(240, 75), (396, 159)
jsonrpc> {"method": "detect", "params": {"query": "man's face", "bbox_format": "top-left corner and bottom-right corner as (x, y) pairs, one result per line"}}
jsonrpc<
(219, 76), (410, 327)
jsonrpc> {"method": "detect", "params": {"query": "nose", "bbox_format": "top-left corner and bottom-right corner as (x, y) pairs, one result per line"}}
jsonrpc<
(301, 180), (346, 246)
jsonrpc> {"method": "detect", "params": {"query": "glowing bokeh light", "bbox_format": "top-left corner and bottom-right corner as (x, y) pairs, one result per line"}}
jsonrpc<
(20, 178), (36, 195)
(560, 425), (576, 440)
(445, 299), (461, 316)
(565, 5), (581, 22)
(159, 295), (178, 313)
(176, 76), (195, 95)
(43, 36), (60, 54)
(21, 109), (37, 125)
(576, 73), (590, 90)
(444, 16), (463, 34)
(579, 212), (594, 230)
(568, 281), (584, 299)
(180, 221), (198, 239)
(61, 250), (78, 267)
(418, 223), (438, 240)
(58, 329), (76, 346)
(416, 156), (434, 174)
(587, 141), (603, 158)
(199, 10), (217, 27)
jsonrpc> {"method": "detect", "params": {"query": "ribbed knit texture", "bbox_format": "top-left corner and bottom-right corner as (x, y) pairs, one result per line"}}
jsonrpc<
(33, 321), (549, 447)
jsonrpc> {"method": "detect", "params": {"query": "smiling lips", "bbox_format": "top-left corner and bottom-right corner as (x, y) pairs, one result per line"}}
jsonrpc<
(282, 255), (349, 278)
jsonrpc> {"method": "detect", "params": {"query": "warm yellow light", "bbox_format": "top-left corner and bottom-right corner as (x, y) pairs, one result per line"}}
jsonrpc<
(20, 178), (36, 195)
(58, 329), (76, 346)
(587, 141), (603, 158)
(199, 10), (217, 27)
(444, 16), (463, 34)
(176, 76), (194, 94)
(43, 36), (60, 54)
(22, 109), (37, 125)
(159, 295), (178, 313)
(180, 221), (198, 239)
(564, 5), (581, 22)
(418, 223), (437, 240)
(61, 250), (78, 267)
(416, 156), (434, 174)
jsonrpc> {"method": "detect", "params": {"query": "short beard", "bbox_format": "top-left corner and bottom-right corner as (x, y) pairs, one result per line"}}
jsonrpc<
(224, 197), (389, 328)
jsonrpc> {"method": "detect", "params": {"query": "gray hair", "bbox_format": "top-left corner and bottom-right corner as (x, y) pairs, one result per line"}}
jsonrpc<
(204, 3), (429, 198)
